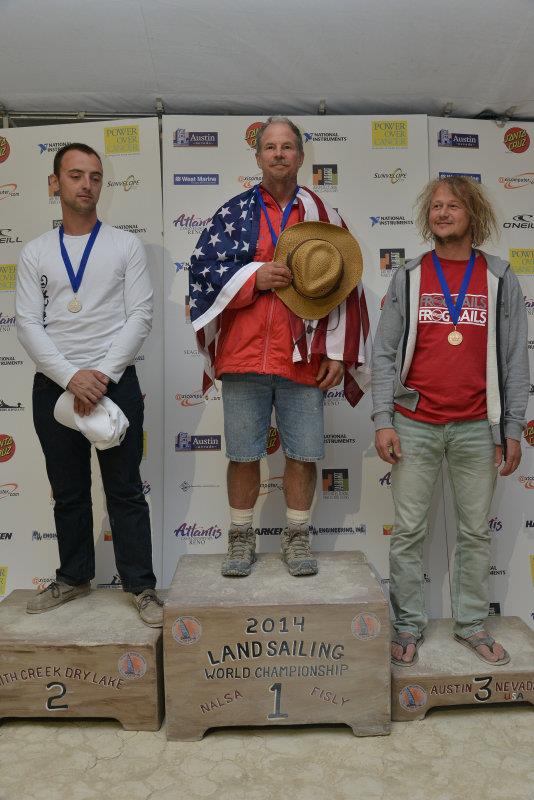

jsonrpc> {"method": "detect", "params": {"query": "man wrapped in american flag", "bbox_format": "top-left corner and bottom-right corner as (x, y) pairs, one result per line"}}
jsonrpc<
(189, 116), (370, 578)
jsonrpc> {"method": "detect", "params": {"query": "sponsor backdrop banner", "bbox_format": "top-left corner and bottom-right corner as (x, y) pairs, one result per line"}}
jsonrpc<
(429, 116), (534, 629)
(0, 119), (164, 597)
(1, 115), (531, 631)
(161, 114), (454, 620)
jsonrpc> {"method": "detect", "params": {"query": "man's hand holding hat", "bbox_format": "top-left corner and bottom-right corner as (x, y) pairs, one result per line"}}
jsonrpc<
(255, 261), (292, 291)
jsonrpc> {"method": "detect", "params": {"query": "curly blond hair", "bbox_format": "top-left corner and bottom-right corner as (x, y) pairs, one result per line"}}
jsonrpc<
(415, 176), (499, 247)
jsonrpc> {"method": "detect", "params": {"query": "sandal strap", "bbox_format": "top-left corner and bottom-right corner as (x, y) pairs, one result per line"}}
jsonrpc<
(392, 633), (419, 651)
(466, 634), (496, 650)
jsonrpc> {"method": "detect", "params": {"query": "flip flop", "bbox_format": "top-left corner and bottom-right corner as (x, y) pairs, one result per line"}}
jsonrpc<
(391, 633), (424, 666)
(454, 632), (511, 666)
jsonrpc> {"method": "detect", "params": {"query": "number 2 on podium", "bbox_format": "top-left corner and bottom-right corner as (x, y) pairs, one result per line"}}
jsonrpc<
(268, 682), (288, 719)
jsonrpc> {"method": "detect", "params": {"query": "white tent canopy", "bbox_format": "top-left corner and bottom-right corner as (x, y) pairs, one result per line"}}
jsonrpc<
(1, 0), (533, 121)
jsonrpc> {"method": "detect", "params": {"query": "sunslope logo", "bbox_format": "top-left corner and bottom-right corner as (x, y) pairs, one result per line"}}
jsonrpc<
(374, 168), (407, 184)
(106, 175), (140, 191)
(498, 173), (534, 189)
(503, 127), (530, 154)
(0, 483), (20, 500)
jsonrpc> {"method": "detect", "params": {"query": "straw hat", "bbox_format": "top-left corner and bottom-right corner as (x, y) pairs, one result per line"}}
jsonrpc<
(274, 221), (363, 318)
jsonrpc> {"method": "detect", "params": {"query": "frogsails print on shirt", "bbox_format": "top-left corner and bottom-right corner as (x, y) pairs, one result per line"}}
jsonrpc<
(189, 186), (372, 407)
(418, 292), (488, 326)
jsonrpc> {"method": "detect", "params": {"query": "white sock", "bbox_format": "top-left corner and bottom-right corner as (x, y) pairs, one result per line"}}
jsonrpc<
(286, 507), (311, 531)
(230, 507), (254, 531)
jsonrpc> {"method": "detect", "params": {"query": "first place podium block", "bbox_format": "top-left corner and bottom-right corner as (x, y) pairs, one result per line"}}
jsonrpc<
(164, 552), (391, 741)
(391, 616), (534, 721)
(0, 589), (163, 730)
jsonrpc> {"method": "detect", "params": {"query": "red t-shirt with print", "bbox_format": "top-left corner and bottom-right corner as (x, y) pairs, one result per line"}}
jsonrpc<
(395, 251), (488, 424)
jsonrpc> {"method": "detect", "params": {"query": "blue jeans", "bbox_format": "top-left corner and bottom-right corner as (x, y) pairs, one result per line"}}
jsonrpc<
(390, 413), (497, 638)
(221, 373), (325, 462)
(32, 367), (156, 592)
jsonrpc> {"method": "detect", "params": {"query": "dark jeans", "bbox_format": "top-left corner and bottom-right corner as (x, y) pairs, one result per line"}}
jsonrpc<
(32, 366), (156, 593)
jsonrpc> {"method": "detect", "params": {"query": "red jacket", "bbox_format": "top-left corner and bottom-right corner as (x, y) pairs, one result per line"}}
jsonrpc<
(214, 187), (321, 385)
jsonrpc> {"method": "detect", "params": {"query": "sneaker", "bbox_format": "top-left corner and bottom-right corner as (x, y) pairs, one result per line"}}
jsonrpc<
(26, 580), (91, 614)
(221, 527), (256, 577)
(131, 589), (164, 627)
(281, 527), (318, 576)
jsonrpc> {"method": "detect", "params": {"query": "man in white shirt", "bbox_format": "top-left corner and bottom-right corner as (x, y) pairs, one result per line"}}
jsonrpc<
(16, 143), (162, 626)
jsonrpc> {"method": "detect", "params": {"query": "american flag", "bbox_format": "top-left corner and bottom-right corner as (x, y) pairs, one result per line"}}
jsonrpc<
(189, 185), (371, 406)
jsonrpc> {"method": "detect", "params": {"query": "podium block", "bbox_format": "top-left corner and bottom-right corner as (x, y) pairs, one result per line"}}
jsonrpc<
(164, 551), (390, 740)
(391, 616), (534, 721)
(0, 589), (163, 730)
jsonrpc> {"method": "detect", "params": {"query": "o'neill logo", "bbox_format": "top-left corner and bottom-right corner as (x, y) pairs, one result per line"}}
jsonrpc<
(0, 434), (15, 462)
(503, 127), (530, 154)
(0, 483), (19, 500)
(503, 214), (534, 230)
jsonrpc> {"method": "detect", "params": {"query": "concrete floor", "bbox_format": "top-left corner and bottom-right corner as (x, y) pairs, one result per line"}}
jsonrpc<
(0, 705), (533, 800)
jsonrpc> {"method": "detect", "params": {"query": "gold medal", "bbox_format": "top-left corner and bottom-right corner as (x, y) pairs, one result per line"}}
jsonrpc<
(447, 329), (463, 346)
(68, 297), (82, 313)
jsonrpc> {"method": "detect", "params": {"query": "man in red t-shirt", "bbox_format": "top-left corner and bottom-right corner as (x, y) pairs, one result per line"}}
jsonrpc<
(372, 176), (529, 666)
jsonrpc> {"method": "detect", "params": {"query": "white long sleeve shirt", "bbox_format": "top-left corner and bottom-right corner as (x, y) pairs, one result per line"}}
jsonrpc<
(16, 223), (153, 388)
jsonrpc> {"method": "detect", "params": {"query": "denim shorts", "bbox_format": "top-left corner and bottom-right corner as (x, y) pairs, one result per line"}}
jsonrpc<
(221, 373), (325, 462)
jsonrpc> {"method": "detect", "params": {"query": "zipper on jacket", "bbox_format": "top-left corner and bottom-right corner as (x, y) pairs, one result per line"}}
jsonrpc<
(261, 292), (276, 372)
(401, 270), (411, 372)
(495, 276), (506, 454)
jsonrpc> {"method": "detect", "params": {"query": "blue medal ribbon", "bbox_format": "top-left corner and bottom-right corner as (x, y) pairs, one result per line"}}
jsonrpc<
(431, 249), (476, 326)
(59, 219), (102, 295)
(255, 185), (299, 248)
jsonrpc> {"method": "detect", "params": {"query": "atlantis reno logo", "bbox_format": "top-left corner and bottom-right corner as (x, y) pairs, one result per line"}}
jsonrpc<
(175, 432), (221, 451)
(0, 313), (16, 332)
(322, 468), (349, 499)
(173, 129), (218, 147)
(313, 164), (338, 190)
(503, 127), (530, 154)
(173, 211), (212, 234)
(488, 517), (503, 533)
(174, 174), (219, 186)
(380, 248), (405, 275)
(323, 388), (345, 406)
(174, 522), (222, 543)
(437, 129), (479, 148)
